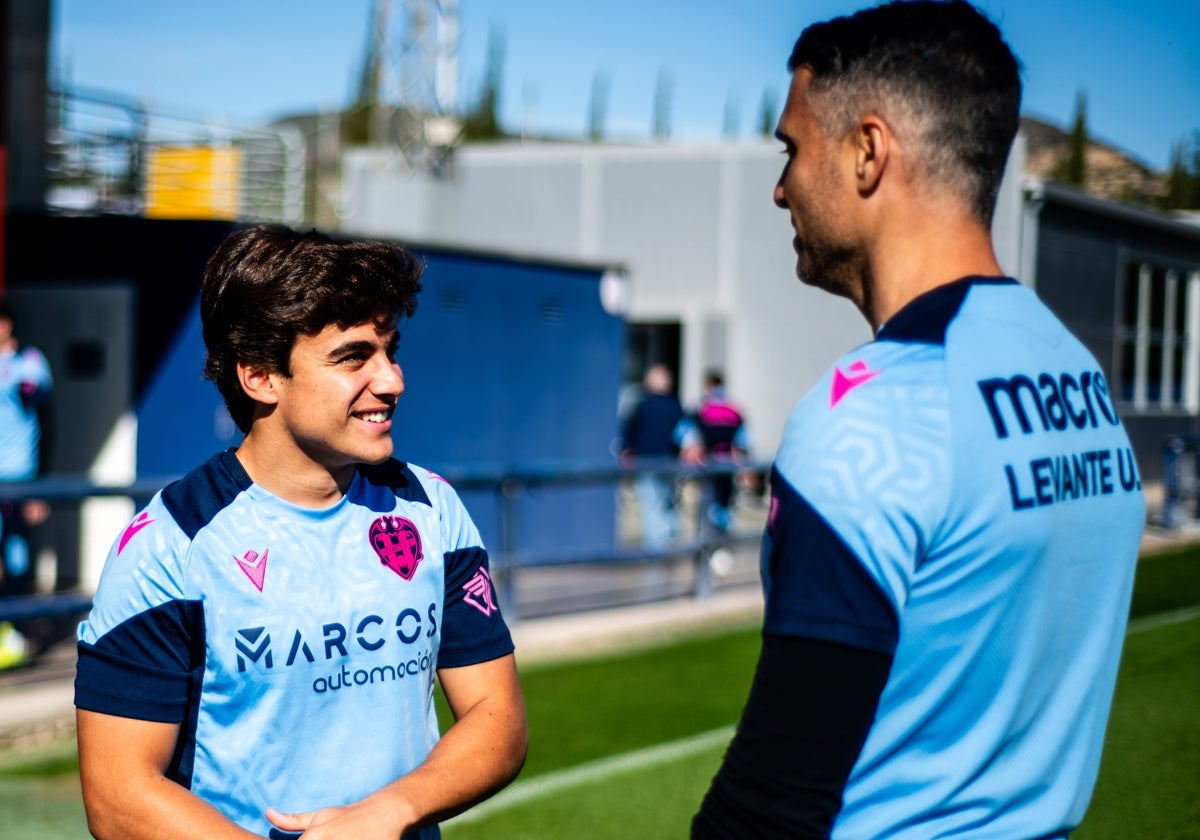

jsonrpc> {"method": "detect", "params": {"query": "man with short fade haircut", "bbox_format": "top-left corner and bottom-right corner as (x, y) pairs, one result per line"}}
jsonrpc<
(693, 2), (1144, 838)
(75, 225), (527, 840)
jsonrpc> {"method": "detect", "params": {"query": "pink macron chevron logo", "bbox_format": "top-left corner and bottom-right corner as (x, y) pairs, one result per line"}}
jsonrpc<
(235, 549), (269, 593)
(117, 512), (154, 555)
(830, 359), (880, 408)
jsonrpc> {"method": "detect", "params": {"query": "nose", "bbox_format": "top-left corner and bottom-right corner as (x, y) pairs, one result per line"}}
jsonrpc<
(372, 357), (405, 399)
(773, 179), (787, 209)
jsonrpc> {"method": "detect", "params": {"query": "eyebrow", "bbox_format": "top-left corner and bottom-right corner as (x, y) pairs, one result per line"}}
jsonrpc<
(325, 338), (382, 359)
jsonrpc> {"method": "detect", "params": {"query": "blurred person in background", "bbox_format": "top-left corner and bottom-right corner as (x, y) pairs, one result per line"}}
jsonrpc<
(681, 370), (750, 534)
(620, 363), (687, 549)
(0, 296), (53, 670)
(693, 2), (1144, 837)
(74, 225), (527, 839)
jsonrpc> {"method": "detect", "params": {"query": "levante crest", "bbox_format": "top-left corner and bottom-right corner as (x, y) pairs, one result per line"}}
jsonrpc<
(369, 515), (424, 581)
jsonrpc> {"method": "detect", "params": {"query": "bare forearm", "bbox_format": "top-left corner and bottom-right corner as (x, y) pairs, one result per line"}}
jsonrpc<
(82, 772), (259, 840)
(77, 710), (258, 840)
(372, 691), (529, 830)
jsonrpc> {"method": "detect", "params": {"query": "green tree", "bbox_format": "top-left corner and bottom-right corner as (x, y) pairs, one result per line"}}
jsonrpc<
(652, 68), (673, 141)
(588, 70), (610, 142)
(757, 88), (778, 138)
(722, 92), (740, 140)
(1162, 130), (1200, 210)
(462, 25), (505, 141)
(342, 0), (385, 145)
(1163, 140), (1192, 210)
(1054, 90), (1088, 186)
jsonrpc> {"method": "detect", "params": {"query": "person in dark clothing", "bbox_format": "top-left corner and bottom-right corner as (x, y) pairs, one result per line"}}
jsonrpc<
(620, 364), (686, 548)
(682, 371), (749, 533)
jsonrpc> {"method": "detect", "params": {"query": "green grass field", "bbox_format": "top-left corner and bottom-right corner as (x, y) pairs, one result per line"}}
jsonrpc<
(3, 545), (1199, 839)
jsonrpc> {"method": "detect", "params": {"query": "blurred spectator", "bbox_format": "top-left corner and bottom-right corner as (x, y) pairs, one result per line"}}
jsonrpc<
(620, 363), (687, 548)
(681, 370), (750, 533)
(0, 297), (53, 670)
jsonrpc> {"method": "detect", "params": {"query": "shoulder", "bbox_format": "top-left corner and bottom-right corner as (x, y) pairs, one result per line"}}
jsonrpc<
(16, 346), (50, 375)
(785, 340), (947, 437)
(160, 450), (254, 539)
(778, 339), (952, 516)
(84, 489), (196, 640)
(646, 393), (681, 413)
(359, 458), (471, 511)
(698, 398), (744, 425)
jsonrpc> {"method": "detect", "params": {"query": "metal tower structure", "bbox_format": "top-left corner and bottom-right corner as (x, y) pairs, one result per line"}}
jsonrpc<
(366, 0), (461, 172)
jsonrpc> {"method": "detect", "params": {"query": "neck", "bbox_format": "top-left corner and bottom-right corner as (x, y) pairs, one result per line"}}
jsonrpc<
(860, 203), (1003, 330)
(235, 429), (353, 508)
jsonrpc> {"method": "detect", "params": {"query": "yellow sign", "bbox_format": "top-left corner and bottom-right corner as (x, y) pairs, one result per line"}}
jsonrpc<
(144, 145), (242, 220)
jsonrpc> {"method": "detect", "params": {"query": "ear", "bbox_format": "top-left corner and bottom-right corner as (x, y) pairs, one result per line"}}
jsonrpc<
(852, 114), (890, 197)
(237, 360), (281, 407)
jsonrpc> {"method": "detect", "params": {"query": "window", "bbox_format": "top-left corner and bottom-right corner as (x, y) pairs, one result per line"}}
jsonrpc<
(1117, 260), (1200, 413)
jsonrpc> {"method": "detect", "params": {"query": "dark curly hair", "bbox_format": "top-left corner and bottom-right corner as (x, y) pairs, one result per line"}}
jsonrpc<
(200, 224), (423, 433)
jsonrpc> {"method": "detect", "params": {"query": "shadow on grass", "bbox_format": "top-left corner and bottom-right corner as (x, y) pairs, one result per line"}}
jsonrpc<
(1129, 542), (1200, 618)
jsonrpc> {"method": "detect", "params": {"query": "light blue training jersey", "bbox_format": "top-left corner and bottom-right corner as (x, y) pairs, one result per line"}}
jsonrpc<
(76, 450), (513, 840)
(765, 277), (1145, 839)
(0, 345), (52, 482)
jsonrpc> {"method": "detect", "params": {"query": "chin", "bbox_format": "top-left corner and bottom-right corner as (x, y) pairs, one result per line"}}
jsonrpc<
(353, 440), (395, 466)
(796, 260), (824, 289)
(361, 450), (394, 466)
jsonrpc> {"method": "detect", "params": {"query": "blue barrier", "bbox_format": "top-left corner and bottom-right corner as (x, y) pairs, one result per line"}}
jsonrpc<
(0, 591), (93, 623)
(0, 458), (770, 623)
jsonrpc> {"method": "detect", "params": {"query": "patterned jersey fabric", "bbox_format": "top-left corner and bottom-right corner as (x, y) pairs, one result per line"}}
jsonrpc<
(765, 277), (1144, 839)
(76, 450), (512, 839)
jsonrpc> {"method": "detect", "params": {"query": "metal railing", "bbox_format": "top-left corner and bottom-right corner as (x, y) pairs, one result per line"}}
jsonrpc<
(0, 459), (768, 624)
(44, 86), (306, 223)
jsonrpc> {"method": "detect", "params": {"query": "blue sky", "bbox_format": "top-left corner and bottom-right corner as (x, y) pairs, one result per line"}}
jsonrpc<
(55, 0), (1199, 171)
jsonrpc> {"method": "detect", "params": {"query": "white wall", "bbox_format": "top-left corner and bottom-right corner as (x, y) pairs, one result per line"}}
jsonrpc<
(340, 136), (1024, 459)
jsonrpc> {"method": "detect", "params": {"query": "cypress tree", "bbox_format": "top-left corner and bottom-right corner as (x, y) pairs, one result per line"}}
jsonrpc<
(1055, 90), (1088, 187)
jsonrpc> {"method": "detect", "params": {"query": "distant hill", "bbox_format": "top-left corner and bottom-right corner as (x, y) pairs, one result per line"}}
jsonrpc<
(1021, 115), (1166, 206)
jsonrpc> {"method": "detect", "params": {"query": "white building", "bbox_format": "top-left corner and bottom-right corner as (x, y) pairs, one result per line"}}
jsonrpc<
(338, 136), (1026, 458)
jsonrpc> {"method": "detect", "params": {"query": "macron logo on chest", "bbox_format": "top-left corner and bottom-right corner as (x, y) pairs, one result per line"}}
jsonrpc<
(236, 549), (269, 592)
(831, 360), (880, 408)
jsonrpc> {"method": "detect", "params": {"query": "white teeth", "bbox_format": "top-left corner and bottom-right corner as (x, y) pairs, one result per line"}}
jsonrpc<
(360, 411), (389, 423)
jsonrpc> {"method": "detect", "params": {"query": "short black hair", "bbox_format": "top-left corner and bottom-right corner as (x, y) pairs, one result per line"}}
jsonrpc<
(789, 0), (1021, 225)
(201, 225), (423, 433)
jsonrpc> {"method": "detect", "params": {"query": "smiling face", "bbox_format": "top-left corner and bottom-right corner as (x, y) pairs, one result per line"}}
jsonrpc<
(262, 319), (404, 482)
(773, 68), (865, 306)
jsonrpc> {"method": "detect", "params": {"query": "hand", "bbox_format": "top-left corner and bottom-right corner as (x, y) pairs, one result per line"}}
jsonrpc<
(23, 499), (50, 527)
(266, 799), (409, 840)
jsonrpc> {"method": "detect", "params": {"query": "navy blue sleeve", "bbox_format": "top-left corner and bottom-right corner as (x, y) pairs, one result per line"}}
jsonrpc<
(438, 546), (514, 668)
(693, 634), (893, 838)
(763, 468), (900, 655)
(74, 599), (206, 723)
